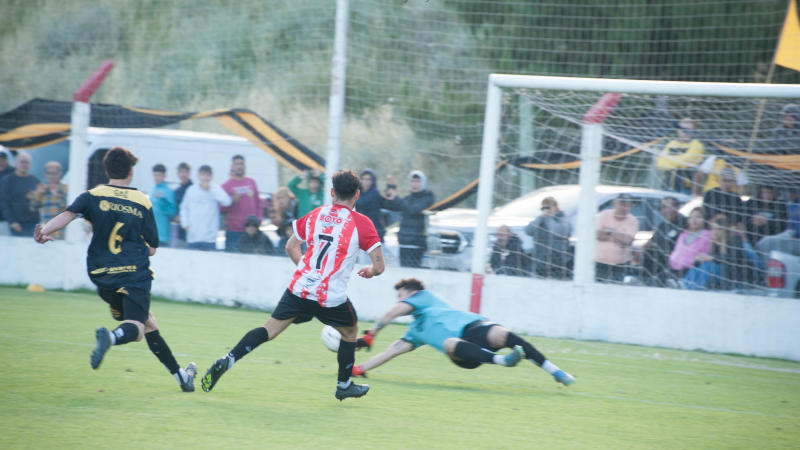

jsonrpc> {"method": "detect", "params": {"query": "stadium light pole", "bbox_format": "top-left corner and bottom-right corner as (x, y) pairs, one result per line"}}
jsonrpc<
(66, 60), (114, 244)
(323, 0), (349, 203)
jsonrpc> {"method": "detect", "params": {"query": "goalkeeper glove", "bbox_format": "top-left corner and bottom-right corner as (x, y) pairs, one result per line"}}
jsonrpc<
(356, 330), (375, 351)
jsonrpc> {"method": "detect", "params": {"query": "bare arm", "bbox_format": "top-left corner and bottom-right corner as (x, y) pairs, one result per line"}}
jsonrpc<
(359, 339), (415, 372)
(357, 246), (385, 278)
(370, 301), (415, 336)
(611, 230), (635, 246)
(34, 211), (77, 243)
(286, 234), (303, 265)
(597, 227), (634, 246)
(597, 228), (613, 242)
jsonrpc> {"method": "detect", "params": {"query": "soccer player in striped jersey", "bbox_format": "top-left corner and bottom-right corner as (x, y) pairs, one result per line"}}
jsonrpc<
(33, 147), (197, 392)
(200, 170), (385, 401)
(352, 278), (575, 386)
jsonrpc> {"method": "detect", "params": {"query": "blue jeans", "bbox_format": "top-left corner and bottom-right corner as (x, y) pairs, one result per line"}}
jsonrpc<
(10, 222), (37, 237)
(682, 261), (723, 290)
(188, 242), (217, 251)
(225, 230), (243, 252)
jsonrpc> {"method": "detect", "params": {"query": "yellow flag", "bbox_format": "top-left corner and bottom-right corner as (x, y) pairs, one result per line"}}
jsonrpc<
(775, 0), (800, 71)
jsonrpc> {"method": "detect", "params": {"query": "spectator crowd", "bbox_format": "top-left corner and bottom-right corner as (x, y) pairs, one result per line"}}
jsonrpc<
(1, 102), (797, 295)
(0, 147), (436, 268)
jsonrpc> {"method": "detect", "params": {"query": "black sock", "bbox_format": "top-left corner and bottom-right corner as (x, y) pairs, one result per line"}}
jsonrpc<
(229, 327), (269, 361)
(337, 340), (356, 383)
(145, 330), (180, 374)
(505, 332), (545, 366)
(111, 322), (139, 346)
(453, 340), (495, 365)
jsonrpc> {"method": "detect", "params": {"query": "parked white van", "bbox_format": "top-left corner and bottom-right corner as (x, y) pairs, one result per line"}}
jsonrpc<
(23, 127), (279, 195)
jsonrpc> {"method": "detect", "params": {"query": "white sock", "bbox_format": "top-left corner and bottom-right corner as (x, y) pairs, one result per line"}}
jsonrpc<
(108, 330), (116, 345)
(492, 354), (508, 366)
(174, 368), (187, 385)
(338, 379), (352, 389)
(541, 360), (560, 375)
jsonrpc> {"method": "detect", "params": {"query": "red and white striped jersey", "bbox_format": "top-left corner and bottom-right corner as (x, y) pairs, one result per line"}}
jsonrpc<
(288, 204), (381, 306)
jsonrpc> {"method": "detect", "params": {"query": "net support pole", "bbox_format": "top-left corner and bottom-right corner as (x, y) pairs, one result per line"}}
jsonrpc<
(469, 79), (503, 313)
(65, 101), (90, 248)
(518, 97), (535, 193)
(66, 60), (113, 245)
(572, 123), (602, 286)
(323, 0), (349, 203)
(571, 92), (621, 286)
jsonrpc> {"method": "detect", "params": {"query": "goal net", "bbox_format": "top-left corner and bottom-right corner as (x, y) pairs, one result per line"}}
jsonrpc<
(470, 75), (800, 296)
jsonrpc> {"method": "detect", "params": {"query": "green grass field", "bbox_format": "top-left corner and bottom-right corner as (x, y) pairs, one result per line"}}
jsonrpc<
(1, 286), (798, 449)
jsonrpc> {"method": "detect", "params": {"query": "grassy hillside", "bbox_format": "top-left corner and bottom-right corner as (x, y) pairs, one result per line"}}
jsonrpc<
(2, 1), (797, 198)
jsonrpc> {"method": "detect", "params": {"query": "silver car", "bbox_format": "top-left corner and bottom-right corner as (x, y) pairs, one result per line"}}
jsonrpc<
(385, 184), (691, 272)
(766, 251), (800, 298)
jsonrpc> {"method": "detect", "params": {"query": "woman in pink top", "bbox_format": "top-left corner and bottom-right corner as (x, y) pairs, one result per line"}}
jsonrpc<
(668, 207), (711, 273)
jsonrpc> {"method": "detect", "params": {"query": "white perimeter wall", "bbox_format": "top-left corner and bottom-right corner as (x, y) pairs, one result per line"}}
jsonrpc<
(3, 235), (799, 361)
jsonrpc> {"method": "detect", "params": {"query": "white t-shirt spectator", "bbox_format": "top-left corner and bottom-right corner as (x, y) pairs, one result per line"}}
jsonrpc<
(180, 183), (231, 244)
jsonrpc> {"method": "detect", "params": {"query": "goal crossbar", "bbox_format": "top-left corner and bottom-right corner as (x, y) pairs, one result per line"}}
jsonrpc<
(489, 74), (800, 98)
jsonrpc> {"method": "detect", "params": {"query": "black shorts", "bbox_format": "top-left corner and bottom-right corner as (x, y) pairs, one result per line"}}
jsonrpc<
(271, 289), (358, 328)
(451, 320), (499, 369)
(96, 281), (151, 324)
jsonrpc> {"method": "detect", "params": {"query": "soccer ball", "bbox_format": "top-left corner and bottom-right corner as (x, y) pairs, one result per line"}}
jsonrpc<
(320, 325), (341, 352)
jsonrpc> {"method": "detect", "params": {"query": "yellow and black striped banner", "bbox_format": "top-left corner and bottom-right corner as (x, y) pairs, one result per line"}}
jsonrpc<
(2, 99), (797, 213)
(0, 99), (324, 172)
(711, 141), (800, 171)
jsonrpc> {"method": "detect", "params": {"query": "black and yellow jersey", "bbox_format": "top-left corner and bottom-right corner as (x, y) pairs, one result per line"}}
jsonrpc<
(67, 184), (159, 287)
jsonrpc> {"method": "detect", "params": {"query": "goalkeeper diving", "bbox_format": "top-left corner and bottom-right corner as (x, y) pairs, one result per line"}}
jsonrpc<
(353, 277), (575, 386)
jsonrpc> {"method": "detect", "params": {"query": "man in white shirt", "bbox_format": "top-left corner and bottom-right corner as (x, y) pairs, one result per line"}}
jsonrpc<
(179, 165), (231, 251)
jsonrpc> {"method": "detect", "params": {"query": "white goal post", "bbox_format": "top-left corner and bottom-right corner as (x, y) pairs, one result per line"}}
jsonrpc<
(471, 75), (800, 311)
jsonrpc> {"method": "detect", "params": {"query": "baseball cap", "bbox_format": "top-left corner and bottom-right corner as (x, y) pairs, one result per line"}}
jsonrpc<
(244, 215), (260, 227)
(617, 193), (633, 202)
(781, 104), (799, 116)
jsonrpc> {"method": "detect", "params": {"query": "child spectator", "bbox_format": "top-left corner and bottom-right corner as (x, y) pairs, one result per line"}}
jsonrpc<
(237, 215), (275, 255)
(150, 164), (176, 246)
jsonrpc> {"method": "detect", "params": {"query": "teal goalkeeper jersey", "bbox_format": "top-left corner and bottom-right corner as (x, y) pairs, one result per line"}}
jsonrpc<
(401, 291), (487, 353)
